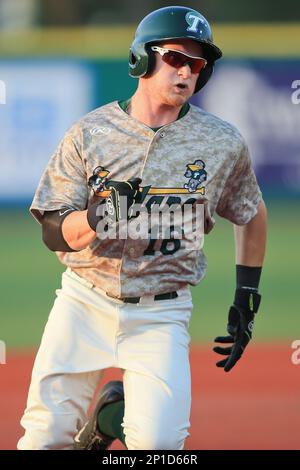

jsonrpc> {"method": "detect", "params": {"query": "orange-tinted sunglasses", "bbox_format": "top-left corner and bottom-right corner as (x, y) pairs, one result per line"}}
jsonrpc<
(151, 46), (207, 74)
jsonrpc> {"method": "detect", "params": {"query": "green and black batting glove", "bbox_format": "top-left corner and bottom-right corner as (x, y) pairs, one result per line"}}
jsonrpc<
(87, 178), (142, 232)
(213, 288), (261, 372)
(105, 178), (142, 222)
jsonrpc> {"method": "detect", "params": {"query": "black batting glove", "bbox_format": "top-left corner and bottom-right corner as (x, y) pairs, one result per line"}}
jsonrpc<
(87, 178), (142, 231)
(213, 288), (261, 372)
(105, 178), (142, 222)
(87, 199), (105, 232)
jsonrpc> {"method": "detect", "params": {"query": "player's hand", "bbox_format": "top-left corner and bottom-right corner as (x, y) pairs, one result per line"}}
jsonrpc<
(86, 178), (142, 231)
(213, 288), (261, 372)
(105, 178), (142, 222)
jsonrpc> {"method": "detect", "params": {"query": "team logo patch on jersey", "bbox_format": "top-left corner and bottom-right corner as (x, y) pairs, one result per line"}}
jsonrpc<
(184, 160), (207, 193)
(88, 166), (111, 196)
(88, 164), (208, 199)
(90, 127), (111, 136)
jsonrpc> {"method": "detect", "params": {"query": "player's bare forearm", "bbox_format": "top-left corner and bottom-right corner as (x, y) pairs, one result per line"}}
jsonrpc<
(62, 210), (97, 251)
(234, 200), (267, 266)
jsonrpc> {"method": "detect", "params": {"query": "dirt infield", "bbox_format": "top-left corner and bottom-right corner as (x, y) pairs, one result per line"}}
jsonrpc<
(0, 344), (299, 450)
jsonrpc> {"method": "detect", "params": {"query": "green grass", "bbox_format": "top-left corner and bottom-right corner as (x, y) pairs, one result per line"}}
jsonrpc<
(0, 210), (64, 349)
(0, 202), (298, 348)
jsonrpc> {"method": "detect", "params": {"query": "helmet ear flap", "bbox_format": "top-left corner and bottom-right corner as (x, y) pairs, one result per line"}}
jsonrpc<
(195, 63), (214, 93)
(129, 50), (137, 67)
(128, 43), (150, 77)
(142, 44), (156, 77)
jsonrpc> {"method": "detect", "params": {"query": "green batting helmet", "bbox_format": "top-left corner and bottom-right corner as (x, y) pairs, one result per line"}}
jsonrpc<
(129, 6), (222, 93)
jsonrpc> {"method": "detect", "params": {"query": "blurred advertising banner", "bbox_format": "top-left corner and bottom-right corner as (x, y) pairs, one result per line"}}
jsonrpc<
(0, 58), (299, 203)
(0, 60), (94, 202)
(193, 59), (300, 197)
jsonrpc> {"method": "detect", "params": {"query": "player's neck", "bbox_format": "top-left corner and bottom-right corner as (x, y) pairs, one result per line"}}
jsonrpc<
(128, 89), (183, 128)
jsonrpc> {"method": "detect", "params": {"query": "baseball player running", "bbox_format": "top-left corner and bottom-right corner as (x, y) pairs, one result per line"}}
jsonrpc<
(18, 6), (267, 450)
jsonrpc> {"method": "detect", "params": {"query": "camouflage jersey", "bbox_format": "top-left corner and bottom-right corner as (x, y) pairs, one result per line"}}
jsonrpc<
(30, 101), (262, 298)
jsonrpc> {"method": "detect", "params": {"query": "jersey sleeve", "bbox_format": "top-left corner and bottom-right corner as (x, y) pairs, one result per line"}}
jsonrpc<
(30, 124), (88, 223)
(216, 140), (262, 225)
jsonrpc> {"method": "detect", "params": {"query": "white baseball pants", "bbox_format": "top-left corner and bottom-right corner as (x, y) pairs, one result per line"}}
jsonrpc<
(18, 268), (193, 450)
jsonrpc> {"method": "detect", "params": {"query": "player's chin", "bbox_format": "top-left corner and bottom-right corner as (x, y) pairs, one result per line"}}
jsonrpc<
(166, 91), (191, 107)
(173, 85), (193, 101)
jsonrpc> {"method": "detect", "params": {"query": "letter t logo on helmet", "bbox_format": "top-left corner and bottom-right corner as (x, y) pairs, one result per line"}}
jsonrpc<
(185, 11), (206, 33)
(128, 5), (222, 94)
